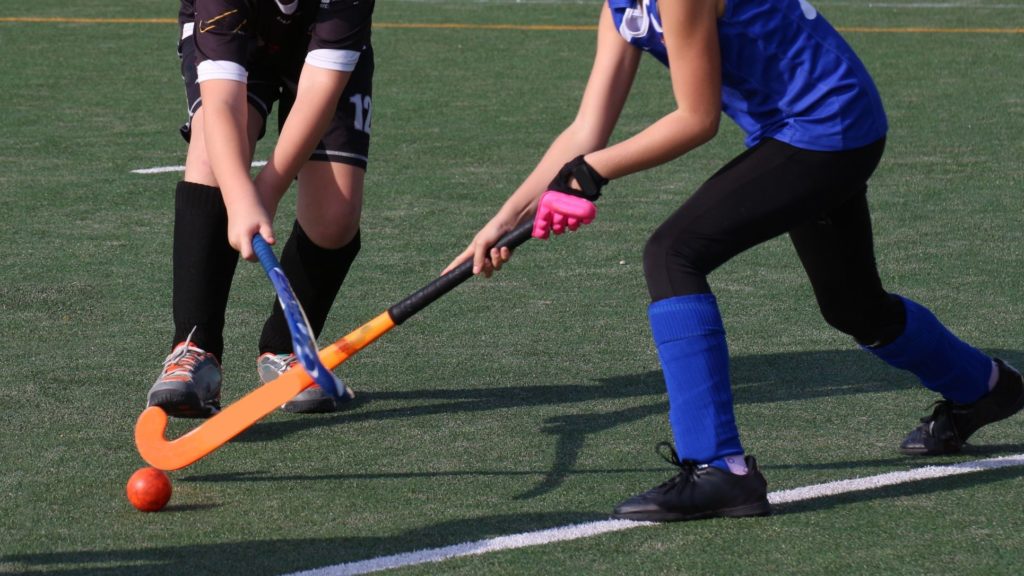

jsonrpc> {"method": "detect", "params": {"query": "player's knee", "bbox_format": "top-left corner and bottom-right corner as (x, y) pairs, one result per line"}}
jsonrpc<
(818, 305), (865, 338)
(299, 200), (361, 246)
(643, 227), (674, 275)
(303, 221), (360, 250)
(296, 200), (361, 248)
(182, 152), (218, 187)
(642, 228), (708, 299)
(296, 164), (364, 246)
(289, 220), (362, 265)
(817, 293), (906, 345)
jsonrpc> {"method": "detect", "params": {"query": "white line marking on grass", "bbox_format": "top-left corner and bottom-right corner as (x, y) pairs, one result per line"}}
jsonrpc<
(768, 453), (1024, 504)
(131, 160), (266, 174)
(282, 454), (1024, 576)
(284, 519), (654, 576)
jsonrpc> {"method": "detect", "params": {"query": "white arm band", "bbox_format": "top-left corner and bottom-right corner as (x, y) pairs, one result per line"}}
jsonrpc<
(305, 49), (360, 72)
(197, 59), (248, 84)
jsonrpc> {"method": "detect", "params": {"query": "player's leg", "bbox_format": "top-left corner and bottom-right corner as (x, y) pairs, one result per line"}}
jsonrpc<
(148, 20), (271, 418)
(617, 139), (866, 521)
(256, 161), (363, 414)
(169, 107), (261, 351)
(256, 167), (363, 413)
(790, 164), (1024, 455)
(256, 49), (374, 413)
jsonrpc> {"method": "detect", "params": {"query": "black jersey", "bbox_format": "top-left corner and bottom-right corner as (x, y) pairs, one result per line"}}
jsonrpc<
(176, 0), (375, 167)
(179, 0), (373, 75)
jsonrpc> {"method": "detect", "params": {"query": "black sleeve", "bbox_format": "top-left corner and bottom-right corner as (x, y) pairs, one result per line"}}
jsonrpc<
(309, 0), (374, 54)
(193, 0), (254, 66)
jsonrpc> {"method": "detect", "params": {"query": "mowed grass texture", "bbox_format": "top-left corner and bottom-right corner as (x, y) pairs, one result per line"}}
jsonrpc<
(1, 1), (1023, 575)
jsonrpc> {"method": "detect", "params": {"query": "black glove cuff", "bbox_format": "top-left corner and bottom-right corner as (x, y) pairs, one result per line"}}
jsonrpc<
(548, 155), (608, 202)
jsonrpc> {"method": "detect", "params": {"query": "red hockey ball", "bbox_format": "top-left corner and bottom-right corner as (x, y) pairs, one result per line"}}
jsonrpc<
(126, 467), (172, 512)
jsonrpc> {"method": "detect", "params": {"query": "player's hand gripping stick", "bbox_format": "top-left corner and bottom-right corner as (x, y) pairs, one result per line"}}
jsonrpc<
(531, 190), (597, 239)
(136, 221), (540, 470)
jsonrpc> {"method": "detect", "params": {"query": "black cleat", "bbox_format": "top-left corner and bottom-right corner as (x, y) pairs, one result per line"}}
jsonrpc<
(900, 358), (1024, 455)
(612, 443), (771, 522)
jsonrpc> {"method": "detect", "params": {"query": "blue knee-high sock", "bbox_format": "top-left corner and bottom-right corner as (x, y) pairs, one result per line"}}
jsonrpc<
(649, 294), (743, 464)
(865, 296), (990, 404)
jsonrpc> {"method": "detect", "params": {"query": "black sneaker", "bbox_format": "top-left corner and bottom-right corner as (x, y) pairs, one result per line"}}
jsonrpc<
(900, 358), (1024, 455)
(612, 443), (771, 522)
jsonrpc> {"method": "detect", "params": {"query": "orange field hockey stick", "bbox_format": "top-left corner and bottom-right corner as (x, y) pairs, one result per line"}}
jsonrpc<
(136, 221), (536, 470)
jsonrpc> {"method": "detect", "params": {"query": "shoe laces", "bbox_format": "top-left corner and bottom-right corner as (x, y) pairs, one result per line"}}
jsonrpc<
(268, 352), (299, 373)
(280, 353), (299, 370)
(918, 400), (964, 441)
(919, 400), (952, 424)
(161, 328), (209, 379)
(652, 441), (702, 492)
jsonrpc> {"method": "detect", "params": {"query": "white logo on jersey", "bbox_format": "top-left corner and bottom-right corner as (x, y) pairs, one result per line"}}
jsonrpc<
(798, 0), (818, 20)
(618, 0), (662, 40)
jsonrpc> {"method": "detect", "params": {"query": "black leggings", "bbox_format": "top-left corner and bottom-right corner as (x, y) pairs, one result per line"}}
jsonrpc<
(642, 137), (905, 344)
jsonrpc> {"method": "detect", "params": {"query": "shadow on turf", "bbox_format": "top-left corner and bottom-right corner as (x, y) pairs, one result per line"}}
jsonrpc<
(9, 467), (1024, 575)
(197, 349), (1023, 501)
(160, 502), (221, 513)
(0, 511), (609, 576)
(231, 347), (1021, 443)
(764, 442), (1024, 472)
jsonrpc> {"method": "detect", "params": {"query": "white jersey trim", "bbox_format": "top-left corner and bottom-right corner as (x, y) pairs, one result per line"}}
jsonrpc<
(305, 49), (361, 72)
(274, 0), (299, 15)
(316, 149), (369, 164)
(182, 22), (194, 40)
(197, 60), (248, 84)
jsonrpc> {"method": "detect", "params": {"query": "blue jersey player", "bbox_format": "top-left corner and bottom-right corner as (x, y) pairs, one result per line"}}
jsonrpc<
(446, 0), (1024, 521)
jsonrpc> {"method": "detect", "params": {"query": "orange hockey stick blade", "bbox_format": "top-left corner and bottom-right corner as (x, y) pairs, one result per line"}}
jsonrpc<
(136, 312), (396, 470)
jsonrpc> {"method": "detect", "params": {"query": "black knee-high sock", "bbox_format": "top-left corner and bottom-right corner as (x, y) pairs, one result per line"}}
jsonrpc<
(258, 221), (361, 355)
(172, 181), (239, 361)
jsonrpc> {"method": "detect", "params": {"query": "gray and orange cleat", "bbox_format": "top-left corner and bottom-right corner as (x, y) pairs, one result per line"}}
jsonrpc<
(257, 352), (355, 414)
(147, 335), (222, 419)
(900, 358), (1024, 455)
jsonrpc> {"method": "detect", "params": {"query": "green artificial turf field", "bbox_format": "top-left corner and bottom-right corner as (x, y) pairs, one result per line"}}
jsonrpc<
(1, 1), (1022, 574)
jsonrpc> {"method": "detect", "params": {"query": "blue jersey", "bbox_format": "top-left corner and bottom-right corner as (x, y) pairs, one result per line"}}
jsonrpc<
(608, 0), (888, 151)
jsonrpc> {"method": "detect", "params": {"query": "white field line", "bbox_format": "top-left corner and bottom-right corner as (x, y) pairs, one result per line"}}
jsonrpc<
(131, 160), (266, 174)
(768, 453), (1024, 504)
(282, 453), (1024, 576)
(284, 519), (655, 576)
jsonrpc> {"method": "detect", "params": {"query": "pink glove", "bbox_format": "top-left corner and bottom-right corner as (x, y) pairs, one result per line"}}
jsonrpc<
(532, 191), (598, 239)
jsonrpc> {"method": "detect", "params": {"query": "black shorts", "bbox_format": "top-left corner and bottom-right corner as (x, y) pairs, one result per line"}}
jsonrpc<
(177, 19), (373, 169)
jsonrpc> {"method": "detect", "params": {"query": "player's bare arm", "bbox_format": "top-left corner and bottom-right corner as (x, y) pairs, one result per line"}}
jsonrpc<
(200, 78), (273, 260)
(583, 0), (723, 180)
(254, 63), (352, 209)
(444, 2), (641, 277)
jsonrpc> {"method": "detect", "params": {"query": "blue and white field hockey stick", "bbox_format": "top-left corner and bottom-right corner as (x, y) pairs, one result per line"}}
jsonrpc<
(252, 234), (344, 399)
